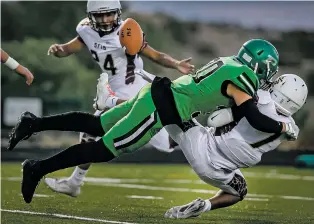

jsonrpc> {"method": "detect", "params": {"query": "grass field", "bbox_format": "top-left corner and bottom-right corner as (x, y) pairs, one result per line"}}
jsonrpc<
(1, 163), (314, 224)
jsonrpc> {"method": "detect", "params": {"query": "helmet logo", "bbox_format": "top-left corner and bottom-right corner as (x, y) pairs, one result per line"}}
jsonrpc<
(242, 53), (252, 63)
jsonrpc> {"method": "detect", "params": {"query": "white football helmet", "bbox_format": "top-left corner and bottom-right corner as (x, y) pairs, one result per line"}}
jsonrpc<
(270, 74), (308, 116)
(87, 0), (122, 33)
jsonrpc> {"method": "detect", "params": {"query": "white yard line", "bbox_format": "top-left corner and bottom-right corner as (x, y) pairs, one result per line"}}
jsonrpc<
(19, 194), (53, 198)
(4, 176), (314, 202)
(1, 209), (137, 224)
(126, 195), (163, 200)
(91, 182), (314, 202)
(279, 196), (314, 201)
(244, 197), (269, 202)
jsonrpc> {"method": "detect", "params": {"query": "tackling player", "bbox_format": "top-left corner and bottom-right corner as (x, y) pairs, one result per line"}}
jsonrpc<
(8, 39), (298, 204)
(45, 0), (194, 196)
(164, 74), (307, 219)
(1, 49), (34, 85)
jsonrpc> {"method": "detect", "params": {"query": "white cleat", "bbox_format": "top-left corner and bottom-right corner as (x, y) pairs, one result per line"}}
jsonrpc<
(164, 198), (209, 219)
(93, 73), (110, 110)
(44, 178), (81, 197)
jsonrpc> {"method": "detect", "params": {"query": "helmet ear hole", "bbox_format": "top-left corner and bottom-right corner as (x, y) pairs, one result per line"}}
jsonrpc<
(257, 68), (263, 75)
(257, 50), (264, 56)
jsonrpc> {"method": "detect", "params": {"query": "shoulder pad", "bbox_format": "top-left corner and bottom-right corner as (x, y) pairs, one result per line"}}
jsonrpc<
(257, 89), (272, 105)
(76, 18), (91, 33)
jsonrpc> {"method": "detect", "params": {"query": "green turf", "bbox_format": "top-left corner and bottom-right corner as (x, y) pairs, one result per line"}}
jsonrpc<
(1, 163), (314, 224)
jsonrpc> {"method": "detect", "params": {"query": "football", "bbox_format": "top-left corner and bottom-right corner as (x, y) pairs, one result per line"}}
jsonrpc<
(119, 18), (144, 55)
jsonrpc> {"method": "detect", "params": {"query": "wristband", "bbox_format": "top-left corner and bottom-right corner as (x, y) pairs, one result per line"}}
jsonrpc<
(4, 57), (19, 70)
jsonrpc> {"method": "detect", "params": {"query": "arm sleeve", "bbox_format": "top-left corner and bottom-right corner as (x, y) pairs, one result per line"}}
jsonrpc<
(231, 105), (244, 123)
(236, 99), (283, 133)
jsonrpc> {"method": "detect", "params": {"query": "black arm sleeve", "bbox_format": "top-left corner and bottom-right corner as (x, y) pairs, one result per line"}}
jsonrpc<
(234, 99), (283, 133)
(231, 105), (244, 123)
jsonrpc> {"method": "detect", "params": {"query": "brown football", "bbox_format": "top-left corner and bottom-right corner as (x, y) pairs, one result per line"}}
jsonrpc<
(119, 18), (144, 55)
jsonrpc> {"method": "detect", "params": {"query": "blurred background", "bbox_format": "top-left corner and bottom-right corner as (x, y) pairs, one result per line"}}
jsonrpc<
(1, 1), (314, 166)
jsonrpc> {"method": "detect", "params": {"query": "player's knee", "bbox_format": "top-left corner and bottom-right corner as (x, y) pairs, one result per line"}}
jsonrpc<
(227, 173), (248, 200)
(94, 139), (116, 161)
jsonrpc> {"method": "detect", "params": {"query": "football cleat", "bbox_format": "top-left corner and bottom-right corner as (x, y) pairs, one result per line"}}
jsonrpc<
(7, 112), (37, 151)
(44, 178), (81, 197)
(21, 159), (42, 204)
(93, 73), (111, 110)
(164, 198), (210, 219)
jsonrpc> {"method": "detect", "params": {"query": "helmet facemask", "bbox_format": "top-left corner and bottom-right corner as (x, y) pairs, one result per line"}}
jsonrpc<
(253, 57), (278, 90)
(88, 9), (121, 34)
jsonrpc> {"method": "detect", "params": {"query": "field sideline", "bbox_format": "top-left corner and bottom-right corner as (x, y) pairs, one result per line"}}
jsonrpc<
(1, 163), (314, 224)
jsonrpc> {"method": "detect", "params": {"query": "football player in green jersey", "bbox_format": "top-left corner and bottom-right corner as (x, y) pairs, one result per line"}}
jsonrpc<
(8, 39), (298, 204)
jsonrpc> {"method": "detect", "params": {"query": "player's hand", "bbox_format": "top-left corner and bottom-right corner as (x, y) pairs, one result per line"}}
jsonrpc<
(176, 57), (195, 75)
(15, 65), (34, 86)
(47, 44), (64, 56)
(284, 122), (299, 141)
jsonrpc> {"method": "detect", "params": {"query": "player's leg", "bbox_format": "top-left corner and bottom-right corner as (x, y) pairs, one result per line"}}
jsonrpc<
(8, 73), (115, 151)
(165, 125), (247, 219)
(147, 128), (175, 153)
(44, 111), (103, 197)
(44, 100), (136, 196)
(205, 170), (246, 211)
(99, 87), (162, 156)
(7, 111), (104, 151)
(21, 87), (162, 203)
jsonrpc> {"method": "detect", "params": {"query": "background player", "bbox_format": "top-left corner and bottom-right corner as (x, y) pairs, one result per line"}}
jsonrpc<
(164, 74), (307, 219)
(45, 0), (194, 196)
(1, 49), (34, 85)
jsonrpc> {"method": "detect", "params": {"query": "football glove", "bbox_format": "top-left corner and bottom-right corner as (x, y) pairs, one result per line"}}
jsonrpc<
(284, 122), (299, 141)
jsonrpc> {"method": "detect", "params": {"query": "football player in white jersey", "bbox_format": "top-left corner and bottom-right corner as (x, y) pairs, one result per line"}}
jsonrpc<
(164, 74), (307, 219)
(45, 0), (194, 197)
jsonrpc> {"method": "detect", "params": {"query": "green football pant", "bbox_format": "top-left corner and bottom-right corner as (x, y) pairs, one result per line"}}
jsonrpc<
(100, 85), (163, 157)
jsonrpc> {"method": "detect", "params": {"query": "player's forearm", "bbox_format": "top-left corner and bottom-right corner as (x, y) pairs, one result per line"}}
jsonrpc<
(53, 45), (73, 58)
(238, 99), (283, 133)
(1, 49), (20, 70)
(1, 49), (9, 63)
(152, 52), (179, 69)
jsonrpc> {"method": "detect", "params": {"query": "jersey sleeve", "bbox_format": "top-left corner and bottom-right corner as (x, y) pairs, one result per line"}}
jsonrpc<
(76, 18), (90, 44)
(231, 66), (259, 97)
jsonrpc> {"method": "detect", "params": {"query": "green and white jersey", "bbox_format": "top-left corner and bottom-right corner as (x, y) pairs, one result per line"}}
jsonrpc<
(171, 56), (260, 121)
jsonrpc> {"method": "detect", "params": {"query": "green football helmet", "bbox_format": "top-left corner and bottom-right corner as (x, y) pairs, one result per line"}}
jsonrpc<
(237, 39), (279, 89)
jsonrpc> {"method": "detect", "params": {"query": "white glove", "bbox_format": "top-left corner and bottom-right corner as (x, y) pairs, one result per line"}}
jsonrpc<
(207, 107), (234, 127)
(284, 122), (299, 141)
(93, 73), (110, 110)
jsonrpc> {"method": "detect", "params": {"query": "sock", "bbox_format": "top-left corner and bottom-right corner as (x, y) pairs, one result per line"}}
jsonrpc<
(34, 140), (115, 178)
(204, 199), (212, 212)
(33, 112), (104, 136)
(68, 167), (88, 186)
